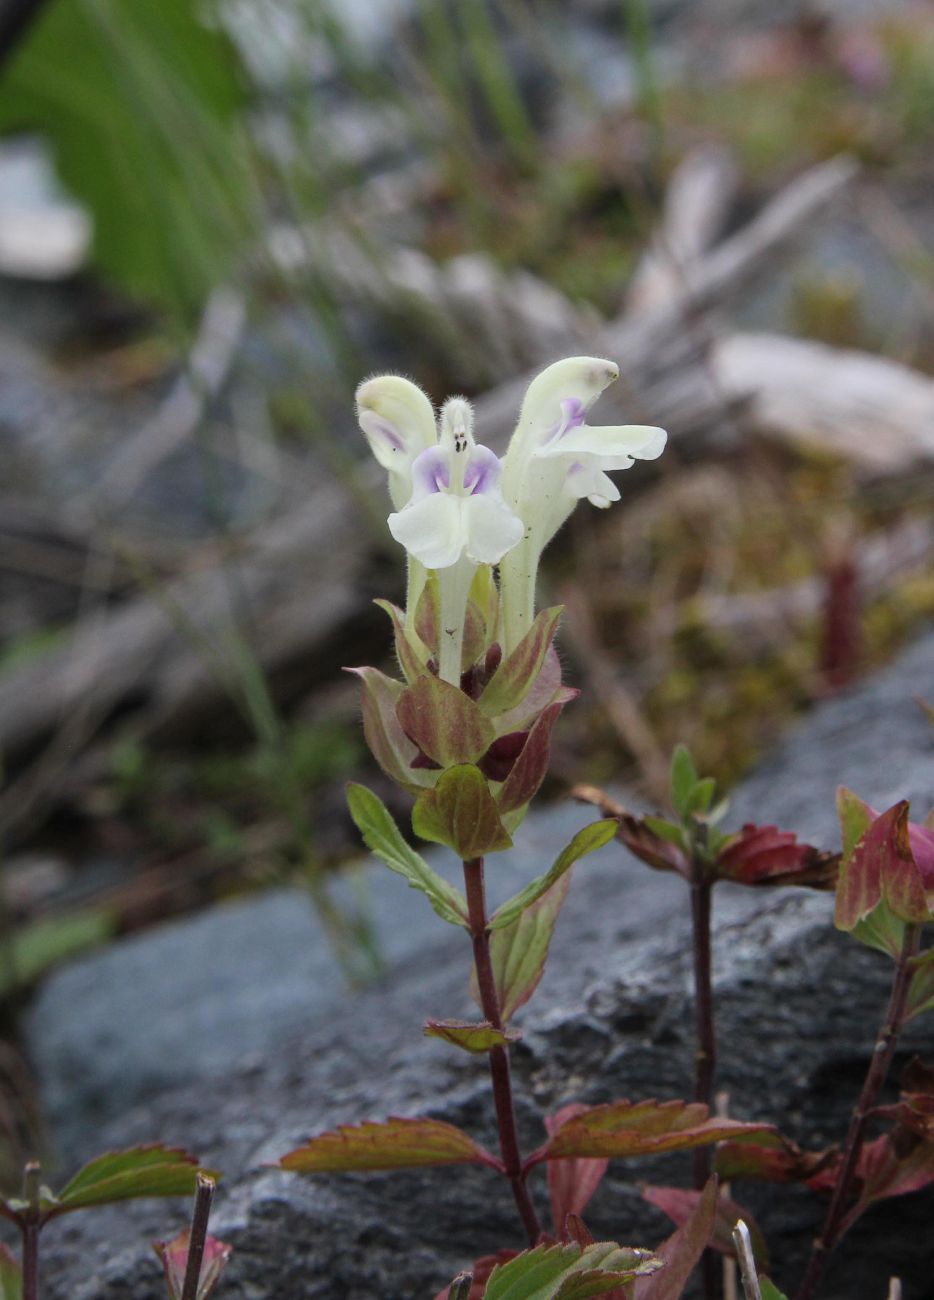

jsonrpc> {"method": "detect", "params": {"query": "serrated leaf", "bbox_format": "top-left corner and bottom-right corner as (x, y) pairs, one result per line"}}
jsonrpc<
(346, 783), (468, 927)
(0, 1244), (21, 1300)
(491, 821), (616, 931)
(413, 765), (512, 858)
(397, 675), (495, 768)
(278, 1117), (494, 1173)
(532, 1100), (772, 1164)
(670, 746), (697, 821)
(474, 873), (572, 1022)
(479, 607), (564, 717)
(53, 1145), (205, 1214)
(642, 1184), (768, 1270)
(483, 1241), (661, 1299)
(633, 1177), (718, 1300)
(424, 1020), (520, 1054)
(545, 1106), (609, 1236)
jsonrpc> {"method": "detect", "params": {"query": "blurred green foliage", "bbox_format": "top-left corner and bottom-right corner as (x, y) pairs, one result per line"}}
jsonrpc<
(0, 0), (255, 321)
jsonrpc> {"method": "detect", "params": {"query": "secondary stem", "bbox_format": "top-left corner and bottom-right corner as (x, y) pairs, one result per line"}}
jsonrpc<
(181, 1174), (216, 1300)
(462, 857), (541, 1245)
(21, 1219), (38, 1300)
(690, 872), (717, 1300)
(795, 921), (921, 1300)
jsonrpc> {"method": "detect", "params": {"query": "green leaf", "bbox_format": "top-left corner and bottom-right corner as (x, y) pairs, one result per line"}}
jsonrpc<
(53, 1145), (206, 1215)
(670, 745), (698, 821)
(483, 1241), (660, 1299)
(642, 817), (688, 849)
(835, 801), (929, 931)
(760, 1282), (789, 1300)
(850, 900), (907, 960)
(278, 1117), (494, 1173)
(906, 948), (934, 1021)
(374, 600), (429, 684)
(346, 783), (468, 927)
(491, 821), (617, 931)
(534, 1100), (772, 1164)
(0, 0), (254, 318)
(413, 765), (512, 858)
(0, 1245), (20, 1300)
(397, 675), (495, 768)
(686, 777), (717, 816)
(836, 787), (874, 858)
(423, 1020), (520, 1053)
(478, 607), (564, 717)
(475, 873), (572, 1022)
(0, 908), (114, 997)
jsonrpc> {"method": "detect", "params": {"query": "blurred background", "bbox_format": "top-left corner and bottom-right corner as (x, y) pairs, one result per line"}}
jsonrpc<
(0, 0), (933, 1176)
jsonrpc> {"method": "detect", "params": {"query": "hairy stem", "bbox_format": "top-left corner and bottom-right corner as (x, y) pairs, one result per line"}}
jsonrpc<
(181, 1173), (216, 1300)
(795, 922), (921, 1300)
(690, 874), (717, 1300)
(463, 857), (541, 1245)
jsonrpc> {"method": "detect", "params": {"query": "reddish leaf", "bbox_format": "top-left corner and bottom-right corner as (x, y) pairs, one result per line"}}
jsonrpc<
(497, 699), (567, 816)
(714, 1133), (834, 1184)
(642, 1184), (768, 1269)
(546, 1105), (610, 1236)
(423, 1020), (520, 1054)
(479, 606), (564, 717)
(278, 1117), (497, 1174)
(572, 787), (688, 877)
(154, 1230), (231, 1300)
(473, 871), (572, 1022)
(415, 573), (441, 657)
(633, 1177), (718, 1300)
(716, 824), (838, 890)
(529, 1100), (772, 1165)
(374, 599), (429, 683)
(413, 764), (512, 858)
(348, 667), (433, 793)
(838, 1133), (934, 1236)
(835, 801), (930, 930)
(397, 675), (495, 769)
(494, 645), (564, 735)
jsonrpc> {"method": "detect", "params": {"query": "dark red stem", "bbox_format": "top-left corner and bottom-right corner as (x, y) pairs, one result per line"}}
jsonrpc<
(463, 857), (541, 1245)
(690, 873), (717, 1300)
(795, 921), (921, 1300)
(21, 1218), (38, 1300)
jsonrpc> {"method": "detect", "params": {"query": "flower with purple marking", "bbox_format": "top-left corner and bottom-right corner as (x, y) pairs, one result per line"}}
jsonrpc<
(388, 399), (523, 570)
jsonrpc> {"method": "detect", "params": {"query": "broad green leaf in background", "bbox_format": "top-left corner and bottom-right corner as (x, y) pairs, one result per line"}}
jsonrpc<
(490, 820), (616, 931)
(0, 0), (255, 320)
(670, 745), (698, 821)
(0, 908), (114, 997)
(346, 783), (468, 927)
(278, 1117), (496, 1173)
(52, 1144), (208, 1215)
(482, 1241), (660, 1299)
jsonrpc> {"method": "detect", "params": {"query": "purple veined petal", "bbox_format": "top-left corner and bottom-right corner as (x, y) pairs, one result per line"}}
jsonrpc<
(462, 493), (525, 564)
(565, 462), (620, 506)
(388, 492), (465, 569)
(410, 445), (451, 499)
(513, 357), (619, 452)
(537, 422), (667, 462)
(463, 444), (504, 495)
(358, 410), (407, 470)
(539, 396), (587, 450)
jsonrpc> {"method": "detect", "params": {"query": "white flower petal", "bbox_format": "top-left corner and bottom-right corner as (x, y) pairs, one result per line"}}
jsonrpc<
(538, 423), (667, 462)
(565, 463), (620, 506)
(355, 375), (436, 470)
(462, 494), (525, 565)
(507, 356), (619, 461)
(388, 493), (465, 569)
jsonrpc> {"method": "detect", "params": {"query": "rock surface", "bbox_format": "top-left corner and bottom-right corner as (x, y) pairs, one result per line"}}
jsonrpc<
(31, 626), (934, 1298)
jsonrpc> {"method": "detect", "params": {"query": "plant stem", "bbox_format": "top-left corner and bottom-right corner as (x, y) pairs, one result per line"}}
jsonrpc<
(21, 1160), (40, 1300)
(795, 922), (921, 1300)
(690, 872), (717, 1300)
(462, 857), (541, 1245)
(181, 1173), (216, 1300)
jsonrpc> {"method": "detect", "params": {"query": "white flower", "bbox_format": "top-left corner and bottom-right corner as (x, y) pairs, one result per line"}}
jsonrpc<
(388, 398), (524, 570)
(499, 356), (666, 650)
(355, 374), (437, 511)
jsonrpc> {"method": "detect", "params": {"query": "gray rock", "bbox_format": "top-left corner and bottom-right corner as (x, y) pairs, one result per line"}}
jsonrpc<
(32, 627), (934, 1298)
